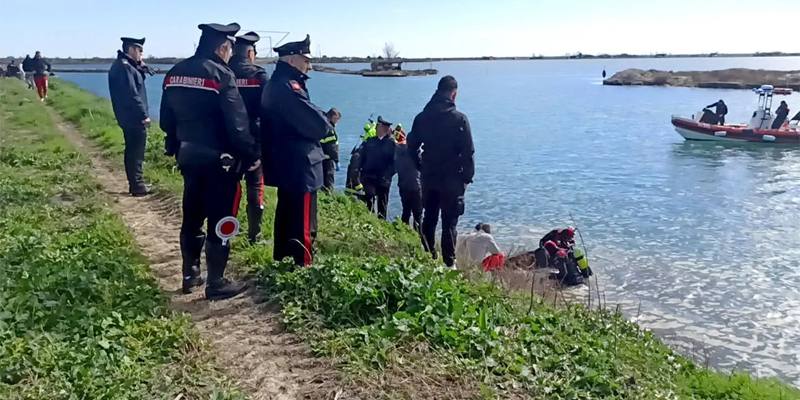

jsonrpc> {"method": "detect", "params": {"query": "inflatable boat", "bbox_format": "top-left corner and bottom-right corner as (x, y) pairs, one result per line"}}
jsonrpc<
(671, 85), (800, 144)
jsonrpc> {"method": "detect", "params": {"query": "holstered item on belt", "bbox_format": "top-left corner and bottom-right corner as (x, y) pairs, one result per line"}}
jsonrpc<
(178, 142), (241, 174)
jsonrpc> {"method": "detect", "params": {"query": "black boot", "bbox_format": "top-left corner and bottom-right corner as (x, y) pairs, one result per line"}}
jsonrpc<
(205, 242), (248, 301)
(130, 182), (151, 197)
(247, 205), (264, 244)
(180, 234), (205, 294)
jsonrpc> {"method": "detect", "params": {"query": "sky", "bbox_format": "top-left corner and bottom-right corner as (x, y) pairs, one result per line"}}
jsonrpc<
(3, 0), (800, 58)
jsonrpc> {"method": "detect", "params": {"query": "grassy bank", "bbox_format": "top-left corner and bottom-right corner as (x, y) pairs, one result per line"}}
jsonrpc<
(0, 80), (242, 399)
(43, 78), (800, 399)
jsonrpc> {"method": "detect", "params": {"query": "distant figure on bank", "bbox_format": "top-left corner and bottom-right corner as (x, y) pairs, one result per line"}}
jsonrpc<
(455, 223), (504, 271)
(344, 120), (375, 198)
(161, 22), (259, 300)
(5, 60), (21, 79)
(359, 116), (397, 219)
(393, 125), (422, 231)
(345, 143), (365, 198)
(230, 31), (269, 243)
(22, 55), (34, 89)
(408, 76), (475, 268)
(31, 51), (51, 101)
(772, 101), (790, 129)
(705, 99), (728, 125)
(261, 35), (332, 266)
(108, 37), (151, 197)
(320, 108), (341, 191)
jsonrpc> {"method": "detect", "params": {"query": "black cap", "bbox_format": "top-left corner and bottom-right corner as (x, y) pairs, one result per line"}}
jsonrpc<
(198, 23), (240, 43)
(377, 116), (392, 126)
(236, 31), (260, 46)
(121, 37), (145, 49)
(274, 35), (311, 58)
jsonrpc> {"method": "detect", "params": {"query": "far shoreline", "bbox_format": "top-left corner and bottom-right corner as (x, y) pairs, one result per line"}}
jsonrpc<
(7, 51), (800, 66)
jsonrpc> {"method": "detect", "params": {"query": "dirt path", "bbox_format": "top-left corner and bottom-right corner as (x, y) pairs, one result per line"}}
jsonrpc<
(47, 110), (345, 400)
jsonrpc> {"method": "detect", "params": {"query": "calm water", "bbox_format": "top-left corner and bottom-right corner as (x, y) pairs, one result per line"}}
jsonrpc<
(59, 57), (800, 386)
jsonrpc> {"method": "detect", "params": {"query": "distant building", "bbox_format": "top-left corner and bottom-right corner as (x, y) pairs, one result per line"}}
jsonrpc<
(370, 60), (403, 72)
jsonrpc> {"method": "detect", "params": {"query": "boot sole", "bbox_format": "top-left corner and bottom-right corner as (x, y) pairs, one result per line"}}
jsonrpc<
(205, 285), (249, 301)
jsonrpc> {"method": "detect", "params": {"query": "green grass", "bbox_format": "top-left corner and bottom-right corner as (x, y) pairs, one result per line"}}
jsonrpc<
(44, 78), (800, 399)
(0, 80), (243, 399)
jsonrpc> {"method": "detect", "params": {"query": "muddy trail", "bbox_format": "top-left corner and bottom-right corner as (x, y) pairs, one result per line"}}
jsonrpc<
(46, 109), (345, 400)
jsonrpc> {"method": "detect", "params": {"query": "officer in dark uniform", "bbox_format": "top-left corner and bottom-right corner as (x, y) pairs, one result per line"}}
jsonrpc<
(160, 23), (259, 300)
(359, 116), (396, 219)
(229, 31), (269, 243)
(320, 108), (341, 191)
(109, 37), (151, 196)
(260, 35), (331, 266)
(408, 76), (475, 267)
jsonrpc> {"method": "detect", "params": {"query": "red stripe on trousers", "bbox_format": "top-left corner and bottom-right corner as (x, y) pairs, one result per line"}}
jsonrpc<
(303, 192), (312, 265)
(232, 182), (242, 216)
(258, 175), (264, 207)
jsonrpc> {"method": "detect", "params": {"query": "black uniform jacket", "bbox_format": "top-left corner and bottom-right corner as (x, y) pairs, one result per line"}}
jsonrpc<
(359, 135), (396, 187)
(108, 51), (149, 129)
(159, 52), (259, 169)
(229, 56), (268, 142)
(260, 61), (331, 192)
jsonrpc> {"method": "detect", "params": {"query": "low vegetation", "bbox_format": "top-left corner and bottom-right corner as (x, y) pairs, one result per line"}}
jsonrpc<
(41, 78), (800, 399)
(0, 80), (242, 399)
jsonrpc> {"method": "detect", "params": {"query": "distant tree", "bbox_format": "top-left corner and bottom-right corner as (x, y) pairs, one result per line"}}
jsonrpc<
(382, 42), (399, 59)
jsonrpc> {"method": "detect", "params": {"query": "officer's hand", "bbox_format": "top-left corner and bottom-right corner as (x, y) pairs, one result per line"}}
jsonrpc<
(143, 117), (151, 127)
(247, 159), (261, 171)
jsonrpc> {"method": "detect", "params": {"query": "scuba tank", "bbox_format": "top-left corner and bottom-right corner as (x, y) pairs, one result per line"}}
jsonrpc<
(572, 247), (593, 278)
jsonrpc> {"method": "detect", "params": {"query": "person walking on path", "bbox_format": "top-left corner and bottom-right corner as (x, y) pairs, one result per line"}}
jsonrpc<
(108, 37), (152, 196)
(31, 51), (52, 101)
(408, 76), (475, 267)
(22, 55), (34, 89)
(260, 35), (331, 266)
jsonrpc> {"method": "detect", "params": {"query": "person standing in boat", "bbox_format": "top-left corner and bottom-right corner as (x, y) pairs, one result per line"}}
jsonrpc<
(705, 99), (728, 125)
(772, 101), (790, 129)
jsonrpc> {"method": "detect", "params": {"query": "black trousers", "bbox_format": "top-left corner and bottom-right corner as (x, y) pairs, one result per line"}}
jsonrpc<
(399, 188), (423, 231)
(322, 159), (336, 191)
(363, 178), (390, 220)
(122, 125), (147, 191)
(421, 184), (466, 267)
(274, 189), (317, 266)
(180, 164), (242, 246)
